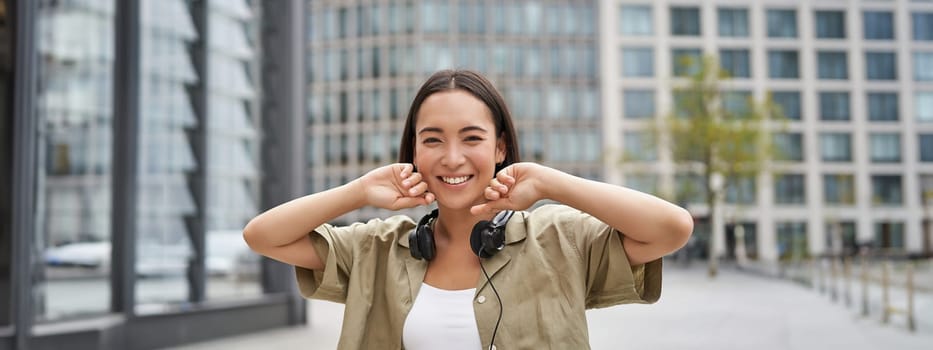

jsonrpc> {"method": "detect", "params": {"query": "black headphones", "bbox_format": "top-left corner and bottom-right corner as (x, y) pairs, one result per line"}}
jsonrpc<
(409, 209), (515, 260)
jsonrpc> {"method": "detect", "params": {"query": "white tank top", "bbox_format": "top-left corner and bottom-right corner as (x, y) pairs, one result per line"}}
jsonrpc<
(403, 283), (483, 350)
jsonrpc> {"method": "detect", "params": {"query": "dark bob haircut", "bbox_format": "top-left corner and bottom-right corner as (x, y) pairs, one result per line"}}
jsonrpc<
(398, 69), (521, 173)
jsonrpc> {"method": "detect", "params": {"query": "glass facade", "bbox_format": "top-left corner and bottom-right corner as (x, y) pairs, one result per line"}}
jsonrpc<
(767, 9), (797, 38)
(824, 174), (855, 205)
(768, 50), (799, 78)
(820, 132), (852, 162)
(864, 11), (894, 40)
(4, 0), (302, 347)
(308, 0), (602, 221)
(35, 0), (116, 320)
(867, 92), (898, 121)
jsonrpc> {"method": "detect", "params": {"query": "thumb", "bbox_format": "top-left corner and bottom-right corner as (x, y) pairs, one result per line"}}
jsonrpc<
(470, 199), (510, 215)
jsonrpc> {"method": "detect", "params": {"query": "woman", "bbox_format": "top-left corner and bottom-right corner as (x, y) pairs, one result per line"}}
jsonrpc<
(243, 70), (693, 349)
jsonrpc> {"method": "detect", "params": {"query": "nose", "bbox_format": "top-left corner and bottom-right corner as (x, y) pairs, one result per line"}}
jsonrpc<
(440, 143), (466, 168)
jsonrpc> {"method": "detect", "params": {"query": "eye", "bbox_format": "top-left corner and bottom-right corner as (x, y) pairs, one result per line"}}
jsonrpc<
(422, 137), (441, 144)
(464, 135), (484, 142)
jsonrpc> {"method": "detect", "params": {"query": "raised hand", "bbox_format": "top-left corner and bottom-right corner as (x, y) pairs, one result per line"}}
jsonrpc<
(470, 162), (551, 215)
(358, 164), (435, 210)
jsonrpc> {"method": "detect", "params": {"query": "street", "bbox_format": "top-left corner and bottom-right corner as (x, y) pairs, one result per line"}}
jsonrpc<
(172, 265), (933, 349)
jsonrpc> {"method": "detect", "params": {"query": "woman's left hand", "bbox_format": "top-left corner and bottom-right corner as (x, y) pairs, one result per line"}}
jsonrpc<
(470, 162), (552, 215)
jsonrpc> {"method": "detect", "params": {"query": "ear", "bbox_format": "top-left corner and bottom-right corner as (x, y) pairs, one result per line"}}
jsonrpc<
(495, 136), (506, 164)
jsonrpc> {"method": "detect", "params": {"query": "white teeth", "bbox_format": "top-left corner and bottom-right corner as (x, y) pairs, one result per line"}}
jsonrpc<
(441, 176), (470, 185)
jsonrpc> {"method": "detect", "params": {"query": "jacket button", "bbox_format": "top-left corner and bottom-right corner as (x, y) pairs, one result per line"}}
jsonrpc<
(477, 296), (487, 304)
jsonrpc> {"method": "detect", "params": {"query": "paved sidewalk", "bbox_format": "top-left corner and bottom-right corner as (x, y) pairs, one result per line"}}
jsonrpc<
(170, 266), (933, 350)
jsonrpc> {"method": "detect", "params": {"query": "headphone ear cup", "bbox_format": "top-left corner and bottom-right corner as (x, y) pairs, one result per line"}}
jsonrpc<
(419, 226), (436, 260)
(470, 221), (490, 258)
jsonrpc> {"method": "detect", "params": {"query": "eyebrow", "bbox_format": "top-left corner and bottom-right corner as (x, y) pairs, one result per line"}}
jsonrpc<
(417, 126), (489, 135)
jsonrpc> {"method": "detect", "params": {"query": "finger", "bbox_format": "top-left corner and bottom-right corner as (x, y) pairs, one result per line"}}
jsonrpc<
(407, 181), (429, 196)
(484, 187), (501, 201)
(402, 172), (422, 188)
(399, 163), (412, 178)
(496, 171), (516, 187)
(423, 192), (435, 204)
(489, 178), (508, 194)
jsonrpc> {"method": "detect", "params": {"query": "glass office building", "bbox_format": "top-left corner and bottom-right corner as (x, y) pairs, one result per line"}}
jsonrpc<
(608, 0), (933, 264)
(305, 0), (602, 223)
(2, 0), (306, 348)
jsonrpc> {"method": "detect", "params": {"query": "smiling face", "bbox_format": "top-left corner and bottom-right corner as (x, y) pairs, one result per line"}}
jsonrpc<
(413, 90), (506, 211)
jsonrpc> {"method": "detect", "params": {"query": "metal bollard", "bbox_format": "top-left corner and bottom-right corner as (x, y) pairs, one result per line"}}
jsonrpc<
(843, 257), (852, 307)
(860, 256), (869, 317)
(907, 263), (915, 332)
(830, 257), (838, 302)
(881, 261), (890, 324)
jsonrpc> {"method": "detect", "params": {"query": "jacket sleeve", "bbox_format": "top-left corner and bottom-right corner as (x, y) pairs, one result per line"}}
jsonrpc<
(563, 206), (663, 308)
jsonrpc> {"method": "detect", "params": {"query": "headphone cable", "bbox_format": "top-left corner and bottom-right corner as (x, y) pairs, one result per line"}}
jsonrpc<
(479, 258), (502, 350)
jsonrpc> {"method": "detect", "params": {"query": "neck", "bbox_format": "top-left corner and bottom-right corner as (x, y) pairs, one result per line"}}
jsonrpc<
(434, 206), (494, 242)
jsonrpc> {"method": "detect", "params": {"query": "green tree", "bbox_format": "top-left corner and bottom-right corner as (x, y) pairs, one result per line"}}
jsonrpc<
(658, 56), (785, 277)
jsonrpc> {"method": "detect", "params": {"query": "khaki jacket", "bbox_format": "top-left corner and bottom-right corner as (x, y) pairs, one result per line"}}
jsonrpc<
(297, 204), (662, 349)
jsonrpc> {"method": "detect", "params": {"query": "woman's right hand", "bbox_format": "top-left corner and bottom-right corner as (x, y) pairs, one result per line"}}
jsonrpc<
(356, 163), (434, 210)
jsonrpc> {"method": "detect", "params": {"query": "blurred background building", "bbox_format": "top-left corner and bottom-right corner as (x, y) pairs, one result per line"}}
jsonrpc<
(3, 0), (306, 348)
(604, 0), (933, 266)
(3, 0), (933, 349)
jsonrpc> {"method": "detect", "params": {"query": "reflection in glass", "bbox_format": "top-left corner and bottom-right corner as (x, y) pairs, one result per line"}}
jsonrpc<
(135, 0), (197, 312)
(206, 0), (261, 300)
(34, 0), (115, 321)
(0, 0), (11, 327)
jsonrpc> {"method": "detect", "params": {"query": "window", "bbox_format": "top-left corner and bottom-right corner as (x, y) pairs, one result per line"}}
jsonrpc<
(914, 13), (933, 40)
(458, 2), (486, 34)
(621, 48), (654, 77)
(918, 92), (933, 122)
(624, 90), (655, 119)
(870, 133), (901, 162)
(772, 91), (801, 120)
(915, 52), (933, 81)
(718, 7), (749, 37)
(775, 174), (805, 204)
(672, 48), (702, 77)
(866, 52), (897, 80)
(626, 174), (660, 195)
(874, 222), (905, 250)
(864, 11), (894, 39)
(820, 92), (850, 121)
(825, 221), (857, 255)
(867, 92), (898, 121)
(920, 134), (933, 161)
(767, 9), (797, 38)
(720, 49), (750, 78)
(872, 175), (902, 205)
(774, 132), (803, 161)
(824, 174), (855, 205)
(623, 131), (657, 161)
(820, 133), (852, 162)
(776, 222), (808, 260)
(35, 2), (117, 320)
(815, 10), (846, 38)
(723, 91), (751, 117)
(620, 5), (652, 35)
(671, 7), (701, 36)
(675, 173), (708, 204)
(921, 175), (933, 206)
(817, 51), (848, 79)
(725, 176), (757, 204)
(768, 50), (799, 78)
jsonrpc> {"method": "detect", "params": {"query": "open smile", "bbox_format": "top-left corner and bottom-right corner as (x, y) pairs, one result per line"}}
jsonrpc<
(439, 175), (473, 185)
